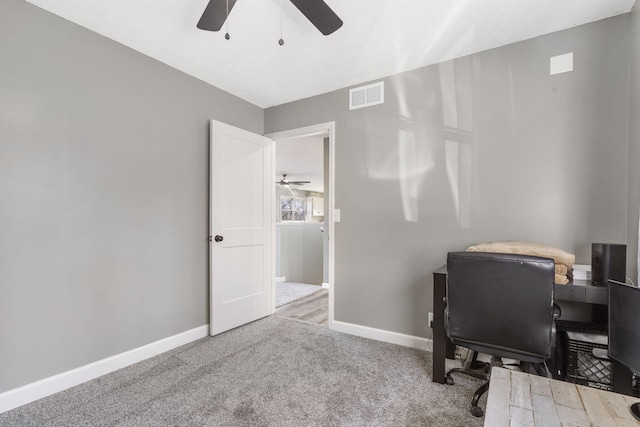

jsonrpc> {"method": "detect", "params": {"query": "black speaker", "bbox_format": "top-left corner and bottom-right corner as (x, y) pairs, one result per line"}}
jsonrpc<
(591, 243), (626, 286)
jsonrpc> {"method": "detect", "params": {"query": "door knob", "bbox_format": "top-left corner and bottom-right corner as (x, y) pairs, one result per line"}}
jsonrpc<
(214, 235), (224, 242)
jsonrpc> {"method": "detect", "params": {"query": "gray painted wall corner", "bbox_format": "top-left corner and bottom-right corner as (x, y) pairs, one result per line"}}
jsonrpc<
(266, 14), (632, 339)
(0, 0), (262, 393)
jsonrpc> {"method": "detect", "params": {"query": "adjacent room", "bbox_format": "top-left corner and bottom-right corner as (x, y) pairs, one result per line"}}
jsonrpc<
(2, 0), (640, 425)
(274, 135), (329, 325)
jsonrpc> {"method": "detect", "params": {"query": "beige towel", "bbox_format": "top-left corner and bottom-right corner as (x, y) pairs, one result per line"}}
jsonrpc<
(555, 264), (568, 275)
(466, 241), (575, 267)
(555, 274), (569, 285)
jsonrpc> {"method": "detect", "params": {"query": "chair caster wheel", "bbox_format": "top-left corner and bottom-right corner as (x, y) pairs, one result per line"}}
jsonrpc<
(470, 406), (483, 417)
(445, 376), (454, 385)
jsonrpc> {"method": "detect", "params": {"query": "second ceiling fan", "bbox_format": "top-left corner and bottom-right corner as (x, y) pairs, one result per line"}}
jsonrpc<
(197, 0), (343, 36)
(276, 174), (310, 187)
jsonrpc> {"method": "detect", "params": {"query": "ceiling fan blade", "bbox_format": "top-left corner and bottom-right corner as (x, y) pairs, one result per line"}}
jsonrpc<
(289, 0), (343, 35)
(197, 0), (238, 31)
(290, 181), (311, 185)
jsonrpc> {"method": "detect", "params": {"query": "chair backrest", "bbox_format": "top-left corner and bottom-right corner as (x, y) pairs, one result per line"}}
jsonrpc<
(446, 251), (556, 362)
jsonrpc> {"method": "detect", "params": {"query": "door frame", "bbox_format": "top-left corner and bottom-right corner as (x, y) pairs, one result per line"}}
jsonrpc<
(266, 122), (336, 328)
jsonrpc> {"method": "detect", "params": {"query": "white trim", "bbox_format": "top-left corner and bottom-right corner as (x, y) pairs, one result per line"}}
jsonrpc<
(265, 122), (332, 142)
(322, 282), (330, 289)
(266, 122), (336, 329)
(327, 124), (335, 330)
(0, 325), (208, 414)
(276, 221), (322, 227)
(332, 320), (432, 351)
(270, 136), (277, 314)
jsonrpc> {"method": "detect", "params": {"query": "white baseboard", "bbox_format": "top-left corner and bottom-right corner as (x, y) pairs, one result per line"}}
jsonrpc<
(0, 324), (209, 414)
(275, 276), (286, 282)
(321, 282), (330, 289)
(331, 320), (431, 351)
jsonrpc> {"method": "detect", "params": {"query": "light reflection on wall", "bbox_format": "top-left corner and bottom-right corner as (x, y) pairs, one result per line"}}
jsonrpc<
(360, 75), (436, 183)
(363, 118), (434, 223)
(445, 140), (472, 228)
(398, 130), (421, 222)
(439, 59), (473, 229)
(357, 29), (481, 224)
(393, 71), (434, 223)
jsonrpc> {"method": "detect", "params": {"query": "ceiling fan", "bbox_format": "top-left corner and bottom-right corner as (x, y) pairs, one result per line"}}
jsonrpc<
(276, 174), (310, 186)
(197, 0), (343, 36)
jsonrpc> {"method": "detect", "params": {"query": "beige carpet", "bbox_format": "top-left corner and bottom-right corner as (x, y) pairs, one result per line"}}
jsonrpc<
(275, 281), (323, 307)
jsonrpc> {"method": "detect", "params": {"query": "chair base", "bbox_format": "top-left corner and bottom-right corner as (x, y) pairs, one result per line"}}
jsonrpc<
(445, 367), (488, 382)
(445, 355), (501, 417)
(445, 369), (490, 417)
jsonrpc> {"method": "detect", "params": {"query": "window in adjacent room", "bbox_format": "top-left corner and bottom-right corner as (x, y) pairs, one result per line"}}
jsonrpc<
(280, 196), (305, 221)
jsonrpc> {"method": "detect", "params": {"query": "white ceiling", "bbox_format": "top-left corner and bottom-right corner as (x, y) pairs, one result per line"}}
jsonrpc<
(24, 0), (636, 109)
(276, 136), (324, 193)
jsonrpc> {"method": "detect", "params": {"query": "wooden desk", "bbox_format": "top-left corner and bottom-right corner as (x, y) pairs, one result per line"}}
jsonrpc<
(431, 265), (608, 385)
(484, 367), (640, 426)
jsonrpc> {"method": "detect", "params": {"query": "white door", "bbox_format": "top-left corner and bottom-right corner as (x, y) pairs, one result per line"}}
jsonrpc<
(209, 120), (273, 336)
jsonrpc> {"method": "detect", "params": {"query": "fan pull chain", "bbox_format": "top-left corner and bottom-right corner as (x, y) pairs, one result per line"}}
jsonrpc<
(225, 0), (230, 40)
(278, 0), (284, 46)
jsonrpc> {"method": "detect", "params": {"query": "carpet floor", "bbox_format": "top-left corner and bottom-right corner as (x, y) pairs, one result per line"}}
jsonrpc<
(0, 316), (485, 426)
(275, 281), (323, 307)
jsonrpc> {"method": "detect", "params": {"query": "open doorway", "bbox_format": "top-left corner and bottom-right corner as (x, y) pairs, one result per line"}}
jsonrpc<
(267, 123), (335, 327)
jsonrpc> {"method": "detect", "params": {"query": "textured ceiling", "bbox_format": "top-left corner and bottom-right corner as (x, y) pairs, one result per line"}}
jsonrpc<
(276, 136), (324, 193)
(23, 0), (636, 108)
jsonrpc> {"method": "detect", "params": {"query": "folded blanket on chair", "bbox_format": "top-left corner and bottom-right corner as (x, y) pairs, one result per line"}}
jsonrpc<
(466, 241), (575, 267)
(466, 241), (575, 285)
(555, 264), (568, 275)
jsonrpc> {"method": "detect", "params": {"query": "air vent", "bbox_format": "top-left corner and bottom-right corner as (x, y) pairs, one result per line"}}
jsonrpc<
(349, 81), (384, 110)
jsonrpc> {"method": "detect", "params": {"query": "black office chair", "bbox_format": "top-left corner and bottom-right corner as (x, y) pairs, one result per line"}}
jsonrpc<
(445, 251), (559, 417)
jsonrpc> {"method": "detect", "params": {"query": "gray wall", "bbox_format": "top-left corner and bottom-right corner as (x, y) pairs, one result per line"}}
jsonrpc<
(265, 15), (631, 337)
(277, 224), (324, 285)
(629, 4), (640, 285)
(275, 187), (324, 284)
(0, 0), (262, 393)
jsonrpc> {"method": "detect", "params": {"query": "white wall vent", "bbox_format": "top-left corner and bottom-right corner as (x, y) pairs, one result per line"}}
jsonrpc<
(349, 81), (384, 110)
